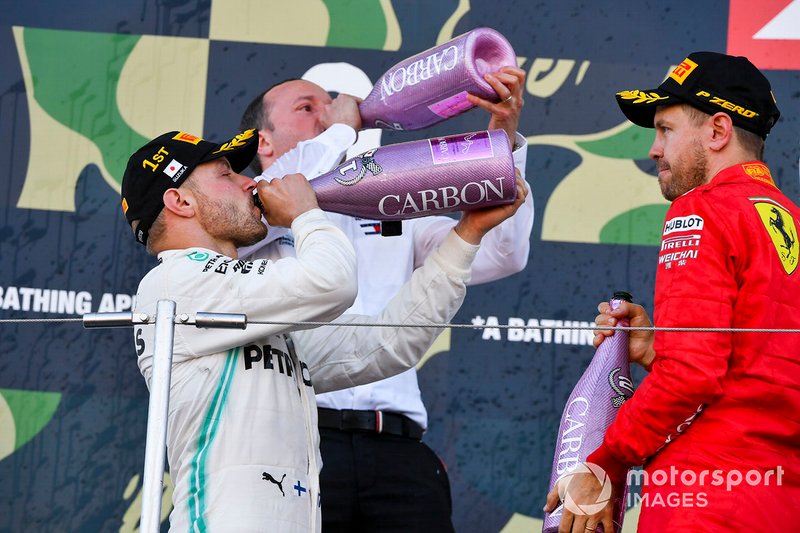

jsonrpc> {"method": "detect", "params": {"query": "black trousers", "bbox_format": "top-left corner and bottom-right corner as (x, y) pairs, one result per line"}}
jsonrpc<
(319, 427), (454, 532)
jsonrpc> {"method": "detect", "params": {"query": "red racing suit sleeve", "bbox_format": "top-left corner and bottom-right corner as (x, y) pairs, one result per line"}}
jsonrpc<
(588, 190), (739, 483)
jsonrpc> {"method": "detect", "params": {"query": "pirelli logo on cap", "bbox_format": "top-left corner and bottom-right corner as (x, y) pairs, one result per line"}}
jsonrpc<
(121, 198), (129, 214)
(669, 58), (698, 85)
(173, 132), (202, 145)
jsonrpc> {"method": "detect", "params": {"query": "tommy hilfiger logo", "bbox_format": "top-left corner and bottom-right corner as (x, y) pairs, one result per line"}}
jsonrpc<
(360, 221), (382, 235)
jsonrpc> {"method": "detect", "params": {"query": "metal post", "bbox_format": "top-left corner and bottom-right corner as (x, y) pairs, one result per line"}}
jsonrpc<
(140, 300), (176, 533)
(82, 304), (247, 531)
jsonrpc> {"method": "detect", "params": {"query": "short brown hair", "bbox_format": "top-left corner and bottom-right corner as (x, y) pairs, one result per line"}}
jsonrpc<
(683, 105), (764, 160)
(239, 78), (301, 175)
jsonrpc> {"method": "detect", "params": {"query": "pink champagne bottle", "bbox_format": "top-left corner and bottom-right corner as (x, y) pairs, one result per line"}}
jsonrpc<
(255, 129), (516, 220)
(358, 27), (517, 131)
(543, 292), (635, 533)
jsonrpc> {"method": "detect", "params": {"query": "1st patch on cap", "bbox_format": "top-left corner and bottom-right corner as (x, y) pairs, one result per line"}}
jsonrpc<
(669, 57), (698, 85)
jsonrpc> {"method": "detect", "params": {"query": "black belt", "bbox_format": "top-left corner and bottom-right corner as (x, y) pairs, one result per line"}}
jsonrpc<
(317, 407), (424, 440)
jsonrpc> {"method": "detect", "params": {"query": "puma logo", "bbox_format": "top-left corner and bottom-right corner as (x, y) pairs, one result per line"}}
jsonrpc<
(262, 472), (286, 496)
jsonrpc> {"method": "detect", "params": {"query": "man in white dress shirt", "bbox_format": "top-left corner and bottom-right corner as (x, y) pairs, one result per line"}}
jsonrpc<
(238, 66), (533, 532)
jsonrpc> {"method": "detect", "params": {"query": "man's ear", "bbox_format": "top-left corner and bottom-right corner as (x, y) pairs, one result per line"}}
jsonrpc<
(162, 188), (196, 218)
(708, 112), (734, 152)
(258, 129), (275, 161)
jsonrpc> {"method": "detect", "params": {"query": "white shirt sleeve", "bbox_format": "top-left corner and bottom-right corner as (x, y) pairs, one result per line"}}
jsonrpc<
(293, 229), (478, 394)
(141, 209), (358, 360)
(409, 132), (533, 285)
(260, 123), (357, 185)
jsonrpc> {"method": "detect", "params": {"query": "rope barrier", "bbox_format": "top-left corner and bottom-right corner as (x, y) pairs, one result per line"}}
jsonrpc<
(248, 322), (800, 333)
(0, 317), (83, 324)
(1, 315), (799, 333)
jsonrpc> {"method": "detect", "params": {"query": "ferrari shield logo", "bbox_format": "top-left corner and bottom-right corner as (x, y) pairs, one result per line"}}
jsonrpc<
(754, 201), (798, 275)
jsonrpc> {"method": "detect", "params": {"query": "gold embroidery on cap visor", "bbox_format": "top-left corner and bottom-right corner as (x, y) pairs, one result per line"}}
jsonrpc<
(754, 201), (798, 275)
(213, 128), (256, 154)
(616, 90), (670, 105)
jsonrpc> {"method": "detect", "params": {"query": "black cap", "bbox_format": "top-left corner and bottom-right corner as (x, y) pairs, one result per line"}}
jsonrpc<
(121, 129), (257, 245)
(616, 52), (780, 138)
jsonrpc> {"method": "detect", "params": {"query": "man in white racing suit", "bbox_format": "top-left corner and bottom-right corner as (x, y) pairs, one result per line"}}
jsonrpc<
(120, 127), (526, 532)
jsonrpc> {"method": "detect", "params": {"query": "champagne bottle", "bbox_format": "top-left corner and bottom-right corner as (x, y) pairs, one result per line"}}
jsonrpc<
(543, 292), (635, 533)
(255, 129), (517, 220)
(359, 27), (517, 131)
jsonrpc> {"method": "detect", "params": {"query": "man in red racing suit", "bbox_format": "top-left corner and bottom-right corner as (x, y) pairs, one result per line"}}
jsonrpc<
(546, 51), (800, 532)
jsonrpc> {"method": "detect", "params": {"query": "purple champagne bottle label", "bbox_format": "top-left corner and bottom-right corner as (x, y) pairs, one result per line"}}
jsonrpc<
(428, 90), (474, 118)
(359, 27), (516, 130)
(542, 297), (634, 533)
(310, 129), (515, 220)
(429, 130), (495, 165)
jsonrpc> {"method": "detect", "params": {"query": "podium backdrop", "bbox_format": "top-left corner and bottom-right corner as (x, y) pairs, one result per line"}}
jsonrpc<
(1, 1), (798, 531)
